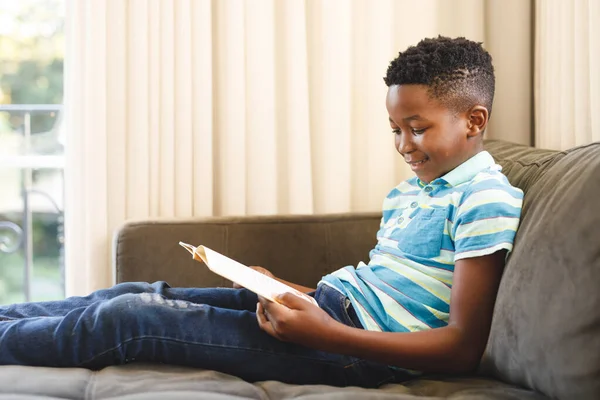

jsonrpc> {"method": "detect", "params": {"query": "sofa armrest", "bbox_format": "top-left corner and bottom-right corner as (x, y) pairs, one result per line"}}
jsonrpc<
(113, 212), (381, 288)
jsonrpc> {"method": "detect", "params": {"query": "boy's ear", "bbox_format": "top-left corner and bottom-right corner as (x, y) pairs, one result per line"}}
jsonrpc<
(466, 106), (489, 138)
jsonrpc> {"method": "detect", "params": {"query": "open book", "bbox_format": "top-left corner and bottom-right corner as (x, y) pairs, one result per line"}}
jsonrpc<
(179, 242), (319, 307)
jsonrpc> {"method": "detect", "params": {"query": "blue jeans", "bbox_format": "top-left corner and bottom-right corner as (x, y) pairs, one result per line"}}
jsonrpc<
(0, 282), (410, 387)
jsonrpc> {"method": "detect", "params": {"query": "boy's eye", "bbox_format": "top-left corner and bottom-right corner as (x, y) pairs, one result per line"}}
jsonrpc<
(392, 128), (401, 135)
(411, 128), (426, 135)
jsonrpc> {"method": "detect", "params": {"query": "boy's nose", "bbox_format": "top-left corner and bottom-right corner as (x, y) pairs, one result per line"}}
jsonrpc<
(397, 133), (415, 155)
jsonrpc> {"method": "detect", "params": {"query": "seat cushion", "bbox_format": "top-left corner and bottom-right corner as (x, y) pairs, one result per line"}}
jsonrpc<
(480, 142), (600, 400)
(0, 364), (549, 399)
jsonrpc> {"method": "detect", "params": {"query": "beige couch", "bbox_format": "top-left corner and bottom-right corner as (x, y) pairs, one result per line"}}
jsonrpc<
(1, 140), (598, 399)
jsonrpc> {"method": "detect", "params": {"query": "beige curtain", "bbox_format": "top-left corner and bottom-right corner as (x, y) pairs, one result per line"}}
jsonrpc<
(64, 0), (532, 295)
(535, 0), (600, 149)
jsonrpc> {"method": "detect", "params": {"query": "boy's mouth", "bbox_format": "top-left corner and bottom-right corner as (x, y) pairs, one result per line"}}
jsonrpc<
(407, 158), (429, 170)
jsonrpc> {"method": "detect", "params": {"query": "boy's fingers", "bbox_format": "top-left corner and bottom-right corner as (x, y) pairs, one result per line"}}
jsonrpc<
(262, 297), (289, 320)
(256, 302), (267, 321)
(256, 302), (271, 326)
(276, 292), (312, 309)
(256, 303), (282, 340)
(257, 295), (272, 310)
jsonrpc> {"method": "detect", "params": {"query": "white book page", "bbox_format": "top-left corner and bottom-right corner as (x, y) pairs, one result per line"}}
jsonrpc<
(179, 242), (319, 307)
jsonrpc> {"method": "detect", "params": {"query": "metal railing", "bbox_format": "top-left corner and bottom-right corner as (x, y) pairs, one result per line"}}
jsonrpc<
(0, 104), (64, 302)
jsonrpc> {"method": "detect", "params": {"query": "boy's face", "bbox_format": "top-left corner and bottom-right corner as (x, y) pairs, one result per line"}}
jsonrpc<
(386, 84), (484, 184)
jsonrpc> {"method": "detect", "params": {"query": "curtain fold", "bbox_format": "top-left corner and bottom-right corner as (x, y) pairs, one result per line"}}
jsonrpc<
(64, 0), (532, 295)
(535, 0), (600, 149)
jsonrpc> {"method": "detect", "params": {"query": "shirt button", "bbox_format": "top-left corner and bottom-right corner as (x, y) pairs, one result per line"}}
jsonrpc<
(410, 202), (418, 208)
(424, 187), (433, 193)
(397, 216), (404, 223)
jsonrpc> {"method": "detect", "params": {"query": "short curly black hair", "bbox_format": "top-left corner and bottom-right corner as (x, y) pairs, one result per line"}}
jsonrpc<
(384, 36), (495, 116)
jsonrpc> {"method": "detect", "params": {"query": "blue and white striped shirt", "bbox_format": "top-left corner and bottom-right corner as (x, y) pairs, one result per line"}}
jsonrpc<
(320, 151), (523, 333)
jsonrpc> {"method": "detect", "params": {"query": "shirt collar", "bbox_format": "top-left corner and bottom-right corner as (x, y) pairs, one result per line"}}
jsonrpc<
(419, 151), (497, 187)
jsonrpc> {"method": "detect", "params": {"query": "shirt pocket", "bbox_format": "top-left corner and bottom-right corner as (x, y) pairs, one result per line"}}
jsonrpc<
(395, 207), (447, 258)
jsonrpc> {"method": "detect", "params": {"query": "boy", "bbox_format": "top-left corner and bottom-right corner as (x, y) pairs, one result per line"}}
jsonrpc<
(0, 37), (523, 388)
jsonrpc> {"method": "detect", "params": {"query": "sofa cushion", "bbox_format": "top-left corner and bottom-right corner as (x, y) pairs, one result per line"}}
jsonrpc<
(114, 213), (381, 289)
(484, 140), (562, 198)
(480, 142), (600, 400)
(0, 364), (549, 399)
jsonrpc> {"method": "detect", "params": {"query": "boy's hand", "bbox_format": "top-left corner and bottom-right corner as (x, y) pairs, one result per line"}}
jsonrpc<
(232, 266), (274, 289)
(256, 292), (339, 349)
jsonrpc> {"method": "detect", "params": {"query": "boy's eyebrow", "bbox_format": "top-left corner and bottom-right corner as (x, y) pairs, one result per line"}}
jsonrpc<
(388, 115), (425, 124)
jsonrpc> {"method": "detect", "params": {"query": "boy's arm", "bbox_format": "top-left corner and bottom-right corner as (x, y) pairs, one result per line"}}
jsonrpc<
(257, 250), (506, 374)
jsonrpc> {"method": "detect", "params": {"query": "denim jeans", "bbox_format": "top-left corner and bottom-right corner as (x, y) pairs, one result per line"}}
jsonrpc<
(0, 282), (410, 387)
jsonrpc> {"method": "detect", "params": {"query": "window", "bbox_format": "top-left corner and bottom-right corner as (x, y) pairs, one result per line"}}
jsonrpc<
(0, 0), (65, 304)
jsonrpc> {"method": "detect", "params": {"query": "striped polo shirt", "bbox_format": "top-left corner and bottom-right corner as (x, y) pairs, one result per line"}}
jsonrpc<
(319, 151), (523, 333)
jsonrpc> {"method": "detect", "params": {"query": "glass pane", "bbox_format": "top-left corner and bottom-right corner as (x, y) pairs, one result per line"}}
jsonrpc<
(0, 0), (65, 304)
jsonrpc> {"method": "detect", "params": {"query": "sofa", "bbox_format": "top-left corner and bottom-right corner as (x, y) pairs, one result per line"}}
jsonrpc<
(0, 140), (598, 400)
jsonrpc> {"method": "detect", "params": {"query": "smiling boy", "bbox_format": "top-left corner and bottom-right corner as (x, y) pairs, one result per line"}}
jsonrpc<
(256, 36), (523, 377)
(0, 36), (523, 388)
